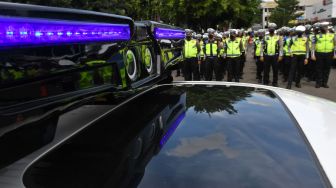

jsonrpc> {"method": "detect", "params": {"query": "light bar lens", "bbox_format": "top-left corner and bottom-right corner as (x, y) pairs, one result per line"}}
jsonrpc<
(154, 27), (185, 39)
(0, 16), (131, 48)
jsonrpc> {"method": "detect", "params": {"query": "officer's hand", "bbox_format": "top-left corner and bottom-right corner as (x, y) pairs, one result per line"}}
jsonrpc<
(198, 60), (201, 65)
(260, 56), (264, 62)
(278, 56), (283, 62)
(304, 59), (309, 65)
(311, 55), (316, 61)
(333, 55), (336, 60)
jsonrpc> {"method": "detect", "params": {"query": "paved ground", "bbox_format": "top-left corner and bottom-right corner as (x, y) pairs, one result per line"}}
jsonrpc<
(173, 48), (336, 102)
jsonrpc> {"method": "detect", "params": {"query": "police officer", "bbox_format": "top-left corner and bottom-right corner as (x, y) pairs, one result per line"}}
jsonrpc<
(261, 23), (283, 86)
(203, 28), (221, 81)
(225, 29), (244, 82)
(238, 29), (247, 79)
(196, 33), (205, 79)
(286, 25), (309, 89)
(311, 22), (336, 88)
(254, 29), (264, 83)
(282, 27), (292, 82)
(183, 29), (201, 81)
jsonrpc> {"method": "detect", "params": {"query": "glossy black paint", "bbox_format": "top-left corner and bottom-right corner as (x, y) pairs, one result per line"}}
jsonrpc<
(22, 85), (328, 188)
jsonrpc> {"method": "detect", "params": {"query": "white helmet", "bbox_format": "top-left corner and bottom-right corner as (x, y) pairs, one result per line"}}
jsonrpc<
(295, 25), (306, 32)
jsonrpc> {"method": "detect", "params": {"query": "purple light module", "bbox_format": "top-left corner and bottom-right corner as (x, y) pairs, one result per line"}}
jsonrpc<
(154, 27), (185, 39)
(0, 16), (131, 48)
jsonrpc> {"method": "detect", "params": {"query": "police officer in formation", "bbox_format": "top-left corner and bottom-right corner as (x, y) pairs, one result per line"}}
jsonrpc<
(203, 28), (222, 81)
(260, 23), (283, 87)
(253, 30), (264, 83)
(286, 26), (309, 89)
(182, 29), (201, 81)
(224, 29), (244, 82)
(311, 22), (336, 88)
(181, 22), (334, 89)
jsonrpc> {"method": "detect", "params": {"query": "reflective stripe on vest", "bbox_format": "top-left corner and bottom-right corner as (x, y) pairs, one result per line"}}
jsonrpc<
(184, 39), (198, 58)
(205, 42), (218, 56)
(291, 37), (307, 55)
(265, 35), (279, 55)
(316, 33), (334, 53)
(226, 39), (241, 57)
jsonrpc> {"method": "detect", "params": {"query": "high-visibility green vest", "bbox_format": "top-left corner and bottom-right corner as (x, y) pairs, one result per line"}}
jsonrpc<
(205, 41), (218, 56)
(184, 39), (198, 58)
(254, 39), (262, 56)
(226, 39), (241, 58)
(315, 33), (334, 53)
(291, 37), (307, 55)
(283, 38), (291, 56)
(265, 35), (279, 55)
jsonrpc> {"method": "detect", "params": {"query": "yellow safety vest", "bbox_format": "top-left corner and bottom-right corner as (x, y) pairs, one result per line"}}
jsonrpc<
(265, 35), (279, 55)
(254, 39), (262, 56)
(184, 39), (198, 58)
(226, 39), (241, 58)
(283, 38), (291, 56)
(291, 37), (307, 55)
(205, 41), (218, 56)
(315, 33), (334, 53)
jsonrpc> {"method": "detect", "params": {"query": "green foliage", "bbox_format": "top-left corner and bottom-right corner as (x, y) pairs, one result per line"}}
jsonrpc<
(269, 0), (299, 27)
(3, 0), (261, 30)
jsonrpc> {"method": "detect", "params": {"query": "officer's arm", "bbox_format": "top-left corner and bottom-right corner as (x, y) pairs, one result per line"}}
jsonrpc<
(196, 40), (201, 54)
(288, 39), (293, 55)
(311, 36), (316, 58)
(239, 40), (244, 53)
(260, 39), (264, 57)
(278, 38), (283, 57)
(306, 38), (310, 59)
(334, 34), (336, 57)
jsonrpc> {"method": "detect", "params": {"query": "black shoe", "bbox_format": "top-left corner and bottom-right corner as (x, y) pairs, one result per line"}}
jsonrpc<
(272, 83), (278, 87)
(322, 84), (329, 88)
(315, 84), (321, 88)
(286, 85), (291, 89)
(258, 79), (262, 84)
(295, 83), (301, 88)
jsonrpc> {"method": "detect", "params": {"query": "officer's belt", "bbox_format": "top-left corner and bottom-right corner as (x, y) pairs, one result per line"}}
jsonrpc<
(265, 53), (277, 56)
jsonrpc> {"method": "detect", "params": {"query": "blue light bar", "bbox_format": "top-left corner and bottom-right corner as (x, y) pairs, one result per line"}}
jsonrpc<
(0, 16), (131, 48)
(159, 112), (186, 147)
(154, 27), (185, 39)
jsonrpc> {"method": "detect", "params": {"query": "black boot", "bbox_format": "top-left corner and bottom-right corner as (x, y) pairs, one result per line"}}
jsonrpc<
(286, 84), (291, 89)
(295, 83), (301, 88)
(315, 83), (321, 88)
(322, 83), (330, 88)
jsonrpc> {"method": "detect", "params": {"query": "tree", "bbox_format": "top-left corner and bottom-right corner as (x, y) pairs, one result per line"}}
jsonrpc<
(269, 0), (299, 27)
(3, 0), (262, 30)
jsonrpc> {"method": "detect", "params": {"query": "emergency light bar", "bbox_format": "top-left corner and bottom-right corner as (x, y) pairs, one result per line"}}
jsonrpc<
(0, 16), (131, 48)
(154, 27), (185, 39)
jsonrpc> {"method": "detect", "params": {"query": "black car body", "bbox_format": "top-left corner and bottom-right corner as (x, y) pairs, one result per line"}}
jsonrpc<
(0, 83), (332, 188)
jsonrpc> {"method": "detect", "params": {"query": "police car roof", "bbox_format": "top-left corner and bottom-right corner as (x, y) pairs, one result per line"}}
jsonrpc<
(0, 2), (134, 25)
(138, 20), (184, 30)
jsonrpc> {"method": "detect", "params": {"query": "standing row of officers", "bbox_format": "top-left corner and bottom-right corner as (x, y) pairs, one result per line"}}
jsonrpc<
(181, 21), (335, 89)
